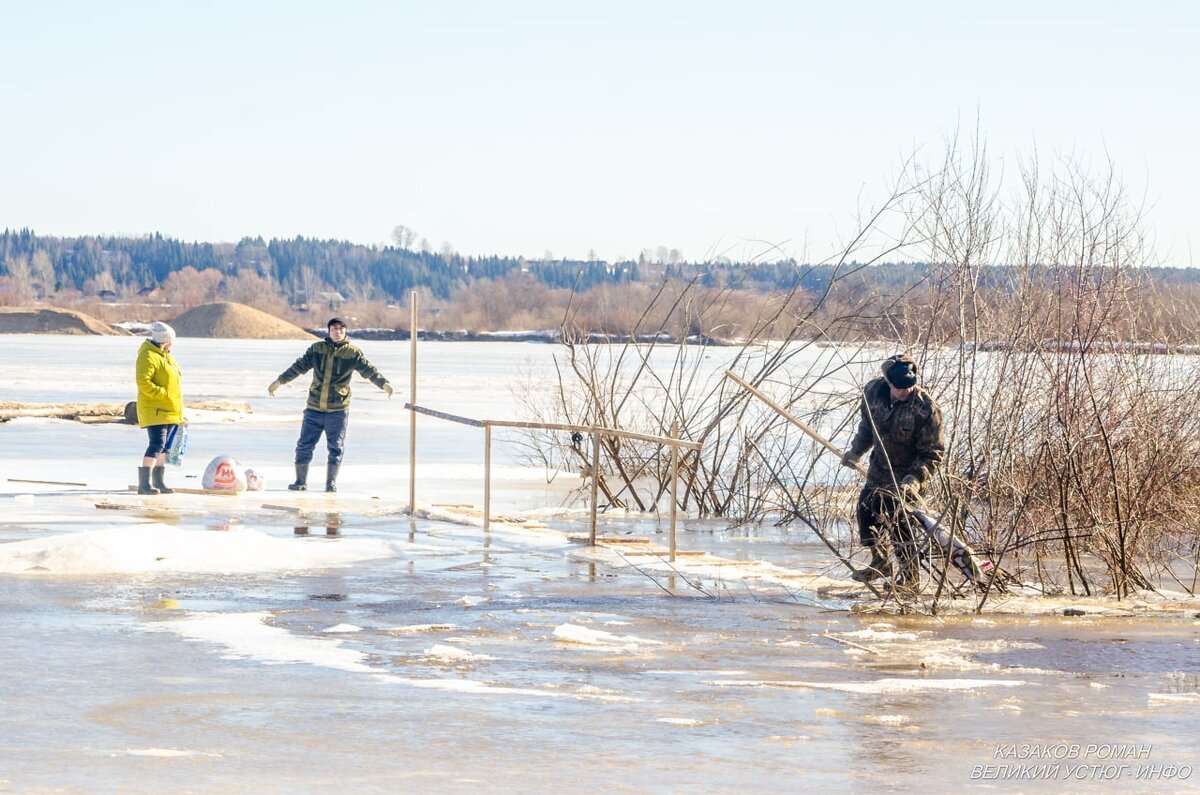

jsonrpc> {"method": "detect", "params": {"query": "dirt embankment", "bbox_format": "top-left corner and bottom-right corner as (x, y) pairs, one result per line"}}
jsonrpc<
(169, 302), (315, 340)
(0, 302), (315, 340)
(0, 400), (253, 425)
(0, 307), (131, 335)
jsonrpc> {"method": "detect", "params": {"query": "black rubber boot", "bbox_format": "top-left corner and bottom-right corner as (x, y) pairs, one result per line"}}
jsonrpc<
(152, 466), (173, 494)
(851, 544), (891, 583)
(894, 543), (921, 591)
(325, 463), (340, 493)
(137, 466), (160, 495)
(288, 463), (309, 491)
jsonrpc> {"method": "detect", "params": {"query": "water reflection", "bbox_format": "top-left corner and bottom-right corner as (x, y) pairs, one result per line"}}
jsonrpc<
(293, 512), (344, 537)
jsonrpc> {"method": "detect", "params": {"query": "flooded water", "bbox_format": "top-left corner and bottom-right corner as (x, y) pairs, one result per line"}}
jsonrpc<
(1, 337), (1198, 793)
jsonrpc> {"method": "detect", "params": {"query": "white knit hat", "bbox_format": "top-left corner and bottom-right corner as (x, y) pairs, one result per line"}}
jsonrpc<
(149, 321), (176, 344)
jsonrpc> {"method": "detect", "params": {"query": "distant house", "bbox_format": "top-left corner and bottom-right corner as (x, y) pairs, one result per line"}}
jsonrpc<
(290, 290), (345, 311)
(318, 291), (346, 309)
(137, 286), (158, 297)
(98, 289), (117, 303)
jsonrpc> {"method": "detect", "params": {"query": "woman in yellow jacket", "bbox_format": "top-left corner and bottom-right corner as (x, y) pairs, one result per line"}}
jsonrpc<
(135, 321), (183, 494)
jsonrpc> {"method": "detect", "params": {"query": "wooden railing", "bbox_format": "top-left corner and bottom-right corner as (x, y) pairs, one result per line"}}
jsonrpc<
(404, 403), (701, 560)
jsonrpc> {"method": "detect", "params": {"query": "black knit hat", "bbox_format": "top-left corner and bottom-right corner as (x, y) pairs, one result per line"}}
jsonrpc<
(327, 317), (348, 329)
(883, 354), (918, 389)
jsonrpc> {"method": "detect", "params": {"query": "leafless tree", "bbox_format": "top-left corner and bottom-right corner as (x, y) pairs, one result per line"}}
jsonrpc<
(515, 134), (1200, 611)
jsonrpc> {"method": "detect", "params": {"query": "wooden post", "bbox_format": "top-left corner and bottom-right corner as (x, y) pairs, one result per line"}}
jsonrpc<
(669, 421), (679, 562)
(589, 431), (600, 545)
(483, 423), (492, 530)
(409, 290), (419, 513)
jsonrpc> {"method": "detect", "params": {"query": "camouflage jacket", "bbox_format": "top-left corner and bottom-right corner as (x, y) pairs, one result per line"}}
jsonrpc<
(276, 337), (390, 413)
(847, 377), (945, 489)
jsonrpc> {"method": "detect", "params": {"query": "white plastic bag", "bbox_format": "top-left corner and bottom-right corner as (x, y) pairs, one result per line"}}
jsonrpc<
(244, 468), (266, 491)
(165, 420), (189, 467)
(202, 455), (247, 491)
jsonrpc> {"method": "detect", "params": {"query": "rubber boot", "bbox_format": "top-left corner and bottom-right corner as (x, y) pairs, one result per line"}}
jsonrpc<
(851, 544), (891, 583)
(325, 463), (340, 493)
(137, 466), (160, 495)
(894, 543), (920, 591)
(152, 466), (173, 494)
(288, 463), (309, 491)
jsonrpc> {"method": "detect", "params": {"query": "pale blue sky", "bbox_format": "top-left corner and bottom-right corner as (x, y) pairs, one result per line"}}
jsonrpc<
(2, 1), (1196, 264)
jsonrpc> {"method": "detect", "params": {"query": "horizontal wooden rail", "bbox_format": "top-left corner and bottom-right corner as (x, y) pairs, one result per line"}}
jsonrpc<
(403, 403), (485, 427)
(405, 404), (702, 451)
(406, 401), (701, 555)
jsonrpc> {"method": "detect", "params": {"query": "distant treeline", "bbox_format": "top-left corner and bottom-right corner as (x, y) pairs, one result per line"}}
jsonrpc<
(2, 227), (1199, 303)
(0, 228), (645, 300)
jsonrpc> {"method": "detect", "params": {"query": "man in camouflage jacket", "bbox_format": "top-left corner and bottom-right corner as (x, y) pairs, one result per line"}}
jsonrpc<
(269, 317), (393, 492)
(841, 354), (945, 587)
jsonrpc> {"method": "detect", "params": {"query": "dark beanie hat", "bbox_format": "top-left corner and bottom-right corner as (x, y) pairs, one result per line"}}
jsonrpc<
(327, 317), (348, 329)
(883, 354), (918, 389)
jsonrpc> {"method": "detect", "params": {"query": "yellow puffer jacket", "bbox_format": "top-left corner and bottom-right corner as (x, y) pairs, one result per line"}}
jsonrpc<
(135, 339), (183, 427)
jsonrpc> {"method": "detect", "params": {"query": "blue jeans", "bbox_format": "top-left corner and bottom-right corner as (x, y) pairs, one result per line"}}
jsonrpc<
(294, 408), (349, 466)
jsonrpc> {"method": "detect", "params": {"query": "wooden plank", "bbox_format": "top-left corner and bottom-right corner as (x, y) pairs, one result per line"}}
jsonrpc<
(567, 534), (651, 544)
(95, 502), (140, 511)
(9, 478), (88, 487)
(724, 370), (867, 475)
(615, 548), (706, 557)
(126, 485), (242, 496)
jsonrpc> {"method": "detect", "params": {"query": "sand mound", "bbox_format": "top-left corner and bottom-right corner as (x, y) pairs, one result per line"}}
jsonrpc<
(170, 302), (316, 340)
(0, 307), (131, 335)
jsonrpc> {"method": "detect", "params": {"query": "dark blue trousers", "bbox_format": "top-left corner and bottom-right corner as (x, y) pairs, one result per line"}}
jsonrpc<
(144, 423), (178, 458)
(294, 408), (349, 466)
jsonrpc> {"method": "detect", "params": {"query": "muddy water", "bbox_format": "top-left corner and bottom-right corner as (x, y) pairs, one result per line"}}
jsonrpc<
(2, 514), (1197, 793)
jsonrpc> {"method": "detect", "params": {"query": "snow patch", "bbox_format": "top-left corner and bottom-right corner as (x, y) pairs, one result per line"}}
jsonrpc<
(120, 748), (219, 758)
(152, 611), (374, 673)
(553, 623), (663, 651)
(425, 644), (493, 662)
(656, 717), (704, 726)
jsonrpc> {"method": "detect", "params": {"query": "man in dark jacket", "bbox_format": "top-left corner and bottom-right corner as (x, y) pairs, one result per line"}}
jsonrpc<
(269, 317), (393, 492)
(841, 354), (945, 588)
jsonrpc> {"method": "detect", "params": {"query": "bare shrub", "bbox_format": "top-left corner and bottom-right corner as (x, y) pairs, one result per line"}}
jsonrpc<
(520, 134), (1200, 609)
